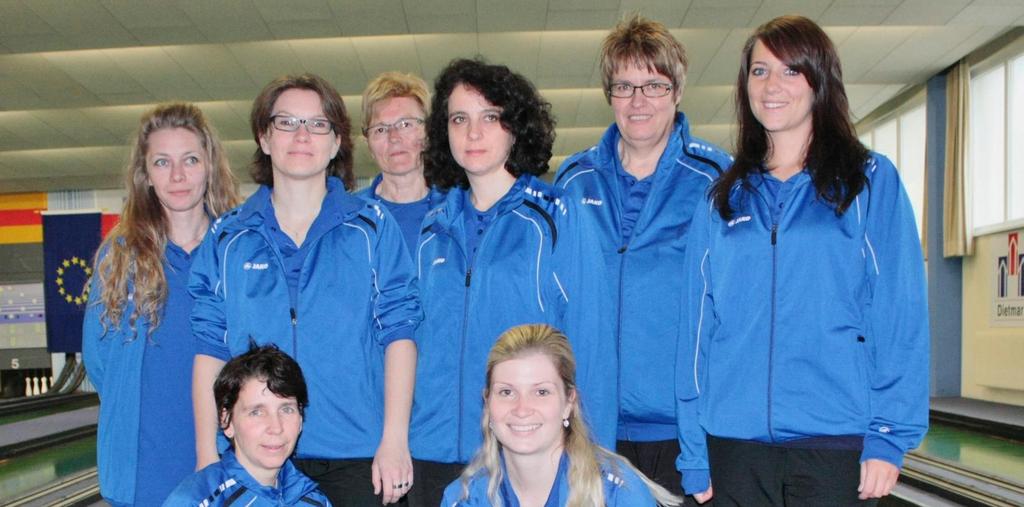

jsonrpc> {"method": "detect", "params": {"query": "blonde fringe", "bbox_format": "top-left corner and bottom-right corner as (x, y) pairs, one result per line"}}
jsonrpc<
(456, 324), (683, 506)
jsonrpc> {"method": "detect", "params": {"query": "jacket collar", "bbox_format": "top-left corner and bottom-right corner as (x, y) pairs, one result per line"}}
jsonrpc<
(220, 449), (320, 504)
(497, 451), (569, 507)
(596, 111), (699, 170)
(234, 176), (364, 229)
(425, 174), (537, 234)
(365, 173), (447, 208)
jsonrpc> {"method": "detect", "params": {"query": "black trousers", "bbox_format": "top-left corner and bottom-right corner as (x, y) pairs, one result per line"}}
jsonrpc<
(707, 436), (878, 507)
(406, 459), (465, 507)
(617, 439), (707, 506)
(294, 458), (409, 507)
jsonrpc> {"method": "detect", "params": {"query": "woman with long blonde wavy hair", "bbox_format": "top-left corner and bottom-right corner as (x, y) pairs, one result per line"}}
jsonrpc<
(442, 324), (681, 506)
(83, 102), (240, 507)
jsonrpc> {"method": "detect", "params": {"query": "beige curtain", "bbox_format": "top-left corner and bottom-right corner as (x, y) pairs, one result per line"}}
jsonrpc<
(944, 59), (971, 257)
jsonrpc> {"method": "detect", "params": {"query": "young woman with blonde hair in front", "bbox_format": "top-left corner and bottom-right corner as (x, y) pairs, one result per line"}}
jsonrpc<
(443, 324), (681, 506)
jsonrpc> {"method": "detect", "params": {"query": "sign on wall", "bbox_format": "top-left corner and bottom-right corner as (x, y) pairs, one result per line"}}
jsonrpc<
(993, 231), (1024, 326)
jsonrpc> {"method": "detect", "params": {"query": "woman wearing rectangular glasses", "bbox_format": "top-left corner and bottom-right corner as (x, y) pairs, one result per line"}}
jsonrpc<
(189, 73), (421, 506)
(357, 72), (446, 257)
(554, 16), (733, 501)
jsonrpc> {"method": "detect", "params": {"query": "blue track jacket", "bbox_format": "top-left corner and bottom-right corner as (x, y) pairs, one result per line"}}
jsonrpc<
(83, 244), (196, 506)
(441, 453), (657, 506)
(676, 153), (930, 494)
(83, 249), (150, 506)
(356, 174), (447, 254)
(189, 177), (421, 460)
(163, 449), (331, 506)
(555, 113), (732, 441)
(410, 174), (616, 463)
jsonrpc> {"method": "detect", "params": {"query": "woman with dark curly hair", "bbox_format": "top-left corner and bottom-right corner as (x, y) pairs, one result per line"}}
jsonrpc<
(407, 58), (616, 507)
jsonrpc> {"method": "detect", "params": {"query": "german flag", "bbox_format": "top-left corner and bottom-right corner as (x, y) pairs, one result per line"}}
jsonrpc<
(0, 193), (46, 245)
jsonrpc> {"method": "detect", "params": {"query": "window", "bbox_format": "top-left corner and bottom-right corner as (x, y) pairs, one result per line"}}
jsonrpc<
(969, 42), (1024, 233)
(857, 99), (928, 238)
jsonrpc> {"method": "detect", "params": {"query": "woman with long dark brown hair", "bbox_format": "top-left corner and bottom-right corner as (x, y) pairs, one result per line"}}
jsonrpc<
(676, 15), (929, 505)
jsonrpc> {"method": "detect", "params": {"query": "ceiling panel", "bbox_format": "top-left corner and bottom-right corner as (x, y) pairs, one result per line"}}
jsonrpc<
(546, 9), (620, 30)
(820, 0), (903, 26)
(178, 1), (274, 44)
(253, 0), (336, 23)
(29, 109), (122, 147)
(0, 1), (1019, 192)
(102, 0), (194, 29)
(288, 38), (367, 93)
(573, 90), (615, 126)
(550, 0), (620, 11)
(949, 0), (1024, 26)
(477, 0), (548, 32)
(43, 51), (147, 97)
(0, 78), (42, 110)
(837, 27), (916, 82)
(694, 29), (754, 86)
(110, 47), (206, 101)
(0, 0), (57, 36)
(682, 3), (759, 29)
(675, 29), (733, 87)
(227, 41), (307, 87)
(884, 0), (969, 25)
(863, 25), (981, 83)
(618, 0), (691, 28)
(748, 0), (833, 27)
(543, 89), (583, 126)
(680, 85), (734, 125)
(3, 54), (102, 108)
(0, 117), (34, 149)
(25, 0), (138, 49)
(415, 34), (480, 84)
(164, 44), (256, 92)
(326, 0), (409, 36)
(537, 32), (603, 77)
(479, 32), (543, 81)
(404, 0), (478, 33)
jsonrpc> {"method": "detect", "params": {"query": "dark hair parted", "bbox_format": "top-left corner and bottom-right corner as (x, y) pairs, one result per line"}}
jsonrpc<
(424, 58), (555, 190)
(215, 344), (309, 429)
(711, 15), (868, 219)
(248, 73), (355, 190)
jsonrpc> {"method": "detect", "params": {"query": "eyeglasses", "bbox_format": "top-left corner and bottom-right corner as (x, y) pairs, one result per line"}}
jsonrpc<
(608, 82), (674, 99)
(363, 117), (425, 139)
(270, 115), (334, 135)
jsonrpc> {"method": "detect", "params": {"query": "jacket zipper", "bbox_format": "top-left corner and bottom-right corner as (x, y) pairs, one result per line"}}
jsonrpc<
(768, 222), (778, 442)
(747, 180), (778, 442)
(458, 264), (472, 461)
(290, 307), (298, 356)
(244, 227), (295, 358)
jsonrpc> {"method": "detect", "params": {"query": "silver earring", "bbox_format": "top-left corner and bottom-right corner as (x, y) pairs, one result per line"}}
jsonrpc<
(488, 421), (493, 429)
(562, 418), (569, 428)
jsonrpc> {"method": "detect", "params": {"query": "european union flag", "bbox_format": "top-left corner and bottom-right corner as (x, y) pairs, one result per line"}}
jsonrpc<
(43, 212), (101, 353)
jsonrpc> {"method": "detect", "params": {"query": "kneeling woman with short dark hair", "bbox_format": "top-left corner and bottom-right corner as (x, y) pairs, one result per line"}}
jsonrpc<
(443, 324), (680, 506)
(164, 345), (331, 506)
